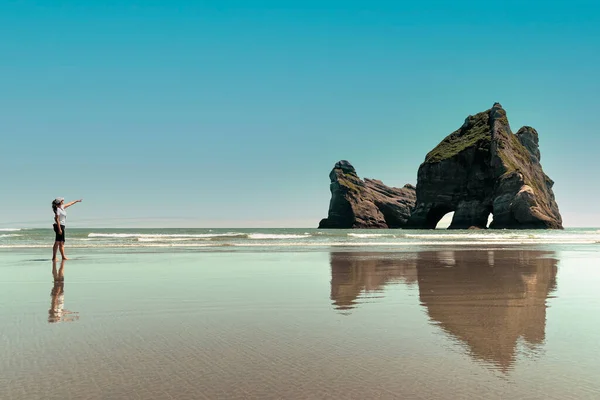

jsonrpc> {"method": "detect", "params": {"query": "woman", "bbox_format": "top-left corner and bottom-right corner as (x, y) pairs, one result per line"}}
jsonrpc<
(52, 197), (82, 260)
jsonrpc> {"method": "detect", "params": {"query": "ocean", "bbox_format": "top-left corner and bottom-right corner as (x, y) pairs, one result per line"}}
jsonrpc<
(2, 227), (600, 399)
(2, 227), (600, 251)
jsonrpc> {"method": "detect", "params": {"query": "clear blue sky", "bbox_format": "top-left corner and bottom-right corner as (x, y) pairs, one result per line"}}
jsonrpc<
(1, 0), (599, 228)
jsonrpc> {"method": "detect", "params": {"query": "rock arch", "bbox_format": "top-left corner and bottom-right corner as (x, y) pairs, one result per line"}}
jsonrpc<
(319, 104), (563, 230)
(407, 103), (562, 230)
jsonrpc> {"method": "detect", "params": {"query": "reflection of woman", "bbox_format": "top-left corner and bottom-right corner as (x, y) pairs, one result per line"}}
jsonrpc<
(48, 260), (79, 323)
(51, 197), (82, 261)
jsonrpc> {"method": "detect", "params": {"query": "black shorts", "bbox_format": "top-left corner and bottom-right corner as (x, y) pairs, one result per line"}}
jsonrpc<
(53, 224), (65, 242)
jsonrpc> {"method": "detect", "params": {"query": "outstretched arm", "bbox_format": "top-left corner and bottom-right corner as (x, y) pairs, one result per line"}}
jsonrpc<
(64, 199), (83, 209)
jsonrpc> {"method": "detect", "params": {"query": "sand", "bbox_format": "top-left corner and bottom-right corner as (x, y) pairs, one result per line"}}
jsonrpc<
(1, 247), (600, 399)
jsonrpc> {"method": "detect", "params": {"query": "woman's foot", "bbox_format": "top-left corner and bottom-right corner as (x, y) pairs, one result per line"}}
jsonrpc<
(62, 257), (70, 260)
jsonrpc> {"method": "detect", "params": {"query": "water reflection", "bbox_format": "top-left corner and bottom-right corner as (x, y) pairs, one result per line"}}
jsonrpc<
(49, 260), (80, 323)
(330, 252), (418, 311)
(418, 250), (557, 372)
(330, 250), (558, 371)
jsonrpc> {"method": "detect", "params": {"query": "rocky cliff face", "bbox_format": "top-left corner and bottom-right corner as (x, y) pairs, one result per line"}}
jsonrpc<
(318, 160), (416, 229)
(407, 103), (562, 229)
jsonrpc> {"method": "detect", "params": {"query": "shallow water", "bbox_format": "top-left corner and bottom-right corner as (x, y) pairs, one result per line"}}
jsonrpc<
(2, 227), (600, 249)
(1, 246), (600, 399)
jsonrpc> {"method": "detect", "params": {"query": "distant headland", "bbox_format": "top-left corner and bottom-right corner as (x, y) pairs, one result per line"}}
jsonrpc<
(319, 103), (563, 230)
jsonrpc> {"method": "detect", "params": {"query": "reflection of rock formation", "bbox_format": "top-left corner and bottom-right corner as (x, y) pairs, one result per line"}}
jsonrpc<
(417, 250), (557, 372)
(328, 250), (557, 372)
(330, 252), (417, 311)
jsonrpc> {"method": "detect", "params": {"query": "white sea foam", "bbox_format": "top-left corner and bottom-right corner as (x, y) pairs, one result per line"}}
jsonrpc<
(403, 233), (534, 239)
(88, 232), (246, 239)
(3, 229), (600, 249)
(248, 234), (311, 239)
(2, 238), (599, 249)
(0, 228), (21, 232)
(348, 233), (396, 238)
(137, 237), (207, 242)
(402, 232), (600, 240)
(0, 243), (215, 248)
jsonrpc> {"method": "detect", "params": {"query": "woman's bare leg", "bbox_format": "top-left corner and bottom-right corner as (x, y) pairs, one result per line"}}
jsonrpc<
(59, 243), (68, 260)
(52, 242), (59, 261)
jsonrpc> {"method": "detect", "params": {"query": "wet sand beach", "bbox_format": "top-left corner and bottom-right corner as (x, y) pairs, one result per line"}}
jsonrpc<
(1, 246), (600, 399)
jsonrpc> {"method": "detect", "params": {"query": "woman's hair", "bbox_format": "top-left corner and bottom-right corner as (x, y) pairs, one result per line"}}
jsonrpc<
(52, 202), (57, 215)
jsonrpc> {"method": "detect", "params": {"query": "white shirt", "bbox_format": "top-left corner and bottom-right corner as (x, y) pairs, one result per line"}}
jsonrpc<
(55, 207), (67, 225)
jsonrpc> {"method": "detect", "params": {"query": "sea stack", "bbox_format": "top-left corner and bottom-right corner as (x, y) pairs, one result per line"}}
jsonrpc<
(318, 160), (416, 229)
(407, 103), (562, 229)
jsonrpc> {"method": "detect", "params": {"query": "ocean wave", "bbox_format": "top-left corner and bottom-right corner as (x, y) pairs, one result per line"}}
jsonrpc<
(401, 232), (600, 240)
(0, 243), (214, 248)
(535, 234), (593, 240)
(347, 233), (396, 238)
(88, 232), (247, 239)
(2, 239), (599, 249)
(248, 233), (311, 239)
(403, 233), (535, 239)
(137, 237), (209, 242)
(0, 228), (21, 232)
(0, 234), (22, 238)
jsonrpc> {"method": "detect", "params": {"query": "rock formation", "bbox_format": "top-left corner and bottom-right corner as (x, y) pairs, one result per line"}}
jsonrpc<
(318, 160), (416, 229)
(407, 103), (562, 229)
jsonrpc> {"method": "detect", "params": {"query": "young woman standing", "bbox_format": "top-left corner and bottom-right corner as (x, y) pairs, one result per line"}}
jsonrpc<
(52, 198), (82, 260)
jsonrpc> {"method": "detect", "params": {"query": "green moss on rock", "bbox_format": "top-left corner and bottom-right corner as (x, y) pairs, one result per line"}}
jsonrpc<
(497, 132), (545, 195)
(425, 112), (491, 163)
(337, 173), (361, 193)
